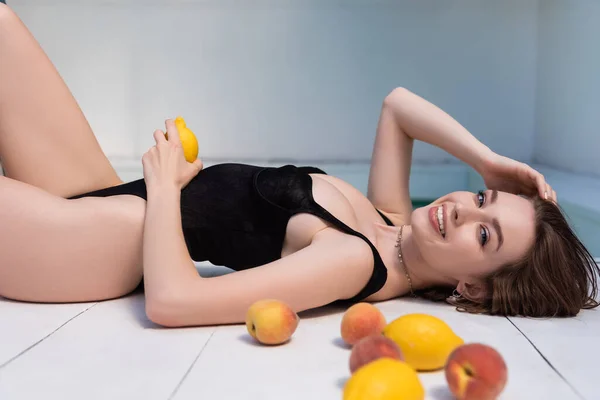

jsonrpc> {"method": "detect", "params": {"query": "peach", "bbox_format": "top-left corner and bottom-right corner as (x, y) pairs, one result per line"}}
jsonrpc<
(349, 334), (404, 373)
(340, 303), (387, 346)
(445, 343), (508, 400)
(245, 299), (299, 345)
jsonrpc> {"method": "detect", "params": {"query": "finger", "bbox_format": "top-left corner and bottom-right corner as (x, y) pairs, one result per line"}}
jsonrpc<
(552, 189), (557, 203)
(546, 184), (556, 202)
(528, 171), (545, 197)
(529, 169), (546, 199)
(153, 129), (167, 145)
(165, 119), (182, 147)
(142, 151), (153, 169)
(192, 159), (204, 172)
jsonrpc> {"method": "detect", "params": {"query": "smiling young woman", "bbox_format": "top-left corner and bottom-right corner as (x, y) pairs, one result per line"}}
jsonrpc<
(0, 4), (597, 327)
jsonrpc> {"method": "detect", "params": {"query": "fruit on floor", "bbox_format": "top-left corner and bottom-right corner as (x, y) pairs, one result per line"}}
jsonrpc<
(165, 116), (199, 163)
(445, 343), (508, 400)
(245, 299), (299, 345)
(343, 358), (425, 400)
(383, 313), (464, 371)
(340, 303), (387, 346)
(349, 334), (404, 373)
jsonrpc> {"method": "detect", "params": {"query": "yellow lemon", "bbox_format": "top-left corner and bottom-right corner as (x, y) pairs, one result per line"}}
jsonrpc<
(166, 116), (199, 163)
(343, 358), (425, 400)
(383, 313), (464, 371)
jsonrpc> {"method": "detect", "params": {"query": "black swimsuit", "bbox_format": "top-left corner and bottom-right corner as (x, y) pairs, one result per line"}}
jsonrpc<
(69, 163), (394, 303)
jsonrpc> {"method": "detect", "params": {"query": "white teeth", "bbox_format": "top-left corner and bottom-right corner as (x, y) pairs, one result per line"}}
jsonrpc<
(437, 206), (445, 237)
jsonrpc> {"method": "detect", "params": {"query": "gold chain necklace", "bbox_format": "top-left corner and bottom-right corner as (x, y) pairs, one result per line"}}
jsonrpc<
(395, 225), (415, 297)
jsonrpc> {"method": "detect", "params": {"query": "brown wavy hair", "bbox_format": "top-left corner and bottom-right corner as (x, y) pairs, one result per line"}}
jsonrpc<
(416, 197), (600, 317)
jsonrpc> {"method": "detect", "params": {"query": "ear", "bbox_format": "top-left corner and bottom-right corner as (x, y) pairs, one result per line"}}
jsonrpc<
(456, 280), (488, 303)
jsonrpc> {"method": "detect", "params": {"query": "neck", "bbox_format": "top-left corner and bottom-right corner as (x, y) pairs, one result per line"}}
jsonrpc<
(380, 224), (456, 294)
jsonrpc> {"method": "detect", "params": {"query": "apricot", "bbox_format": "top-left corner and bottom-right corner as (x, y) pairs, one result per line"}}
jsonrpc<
(445, 343), (508, 400)
(245, 299), (299, 345)
(340, 303), (387, 346)
(349, 334), (404, 373)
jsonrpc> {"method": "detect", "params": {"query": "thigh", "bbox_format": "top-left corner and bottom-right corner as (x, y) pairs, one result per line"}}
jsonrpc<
(0, 176), (144, 303)
(0, 5), (122, 198)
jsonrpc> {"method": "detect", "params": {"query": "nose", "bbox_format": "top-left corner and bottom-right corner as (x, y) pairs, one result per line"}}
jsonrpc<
(453, 202), (484, 226)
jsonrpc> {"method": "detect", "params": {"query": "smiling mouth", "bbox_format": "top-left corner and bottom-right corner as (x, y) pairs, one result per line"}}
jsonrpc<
(436, 205), (446, 238)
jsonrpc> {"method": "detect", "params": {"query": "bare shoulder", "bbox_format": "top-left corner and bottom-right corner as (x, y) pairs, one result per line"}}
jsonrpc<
(311, 228), (374, 299)
(312, 227), (373, 261)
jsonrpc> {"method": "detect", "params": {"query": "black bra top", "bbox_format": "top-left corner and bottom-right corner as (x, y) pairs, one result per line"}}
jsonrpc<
(69, 163), (395, 303)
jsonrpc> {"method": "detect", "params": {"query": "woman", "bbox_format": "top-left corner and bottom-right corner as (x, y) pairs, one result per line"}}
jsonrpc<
(0, 5), (597, 327)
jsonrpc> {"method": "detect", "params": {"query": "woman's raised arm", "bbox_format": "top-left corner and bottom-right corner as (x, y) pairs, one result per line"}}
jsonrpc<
(368, 88), (553, 211)
(367, 87), (494, 223)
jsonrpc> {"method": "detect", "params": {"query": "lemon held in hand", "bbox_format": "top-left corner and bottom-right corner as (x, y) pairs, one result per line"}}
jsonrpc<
(383, 313), (464, 371)
(165, 116), (199, 163)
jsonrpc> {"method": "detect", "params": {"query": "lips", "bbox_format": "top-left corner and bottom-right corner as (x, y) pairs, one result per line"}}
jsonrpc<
(429, 204), (446, 238)
(429, 206), (441, 236)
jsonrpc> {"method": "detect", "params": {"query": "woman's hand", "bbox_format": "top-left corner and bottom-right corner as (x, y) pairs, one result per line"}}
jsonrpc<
(142, 119), (203, 192)
(479, 153), (556, 202)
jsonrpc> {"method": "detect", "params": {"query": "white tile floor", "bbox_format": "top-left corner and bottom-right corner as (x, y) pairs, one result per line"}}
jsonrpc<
(1, 264), (598, 400)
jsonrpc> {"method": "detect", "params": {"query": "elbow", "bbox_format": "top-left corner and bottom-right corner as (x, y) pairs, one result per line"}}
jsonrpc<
(145, 277), (209, 327)
(145, 294), (192, 328)
(383, 87), (411, 107)
(145, 298), (178, 327)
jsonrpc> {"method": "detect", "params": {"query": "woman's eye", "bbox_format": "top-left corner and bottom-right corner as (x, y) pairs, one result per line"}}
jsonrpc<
(477, 190), (485, 207)
(480, 225), (489, 246)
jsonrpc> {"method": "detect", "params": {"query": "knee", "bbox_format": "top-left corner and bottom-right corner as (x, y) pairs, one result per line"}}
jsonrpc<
(0, 3), (18, 26)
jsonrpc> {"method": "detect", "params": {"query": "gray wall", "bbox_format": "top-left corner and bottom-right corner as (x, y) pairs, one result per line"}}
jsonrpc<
(10, 0), (538, 164)
(534, 0), (600, 177)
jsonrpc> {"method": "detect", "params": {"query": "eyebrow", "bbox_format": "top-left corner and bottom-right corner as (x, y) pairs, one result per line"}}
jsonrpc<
(491, 189), (498, 204)
(493, 218), (504, 251)
(489, 190), (503, 251)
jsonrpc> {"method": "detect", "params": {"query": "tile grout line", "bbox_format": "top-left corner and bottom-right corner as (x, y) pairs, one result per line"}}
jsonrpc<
(167, 329), (216, 400)
(506, 317), (586, 400)
(0, 302), (99, 371)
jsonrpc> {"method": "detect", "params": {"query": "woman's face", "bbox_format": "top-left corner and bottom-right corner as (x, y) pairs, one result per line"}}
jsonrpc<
(411, 190), (536, 283)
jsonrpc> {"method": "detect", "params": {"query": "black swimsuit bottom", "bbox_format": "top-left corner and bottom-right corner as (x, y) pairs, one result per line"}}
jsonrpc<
(69, 163), (394, 303)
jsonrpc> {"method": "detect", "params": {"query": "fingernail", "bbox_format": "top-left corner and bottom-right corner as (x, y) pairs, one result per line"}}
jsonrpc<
(544, 191), (548, 199)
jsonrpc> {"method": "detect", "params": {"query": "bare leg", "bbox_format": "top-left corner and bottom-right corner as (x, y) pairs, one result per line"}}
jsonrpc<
(0, 176), (144, 302)
(0, 5), (122, 198)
